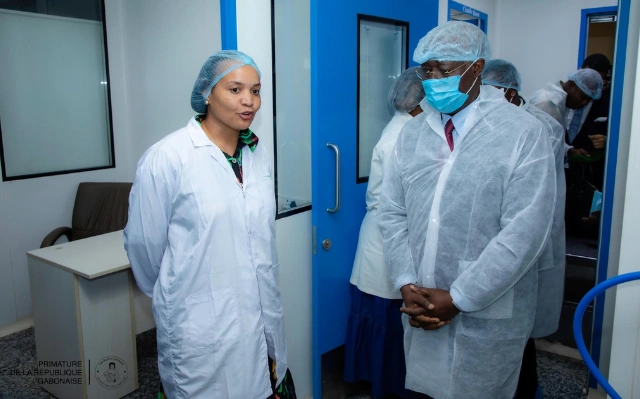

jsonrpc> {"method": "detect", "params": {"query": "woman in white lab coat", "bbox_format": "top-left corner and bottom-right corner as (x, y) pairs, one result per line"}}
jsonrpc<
(343, 66), (424, 399)
(124, 51), (295, 399)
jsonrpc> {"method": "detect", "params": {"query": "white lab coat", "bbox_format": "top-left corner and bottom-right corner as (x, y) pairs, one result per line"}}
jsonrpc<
(124, 118), (288, 399)
(379, 86), (555, 399)
(522, 100), (567, 337)
(530, 82), (575, 162)
(350, 111), (413, 299)
(529, 82), (569, 128)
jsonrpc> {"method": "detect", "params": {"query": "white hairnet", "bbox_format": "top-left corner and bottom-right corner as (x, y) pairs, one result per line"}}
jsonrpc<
(568, 69), (603, 100)
(389, 66), (425, 112)
(191, 50), (261, 114)
(413, 21), (491, 64)
(481, 59), (522, 91)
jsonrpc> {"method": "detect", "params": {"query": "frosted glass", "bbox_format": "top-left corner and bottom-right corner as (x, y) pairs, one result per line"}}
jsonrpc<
(273, 0), (311, 214)
(358, 20), (406, 180)
(0, 10), (112, 179)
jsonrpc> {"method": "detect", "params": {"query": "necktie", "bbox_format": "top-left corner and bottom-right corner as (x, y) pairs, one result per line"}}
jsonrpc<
(444, 119), (455, 151)
(567, 107), (584, 143)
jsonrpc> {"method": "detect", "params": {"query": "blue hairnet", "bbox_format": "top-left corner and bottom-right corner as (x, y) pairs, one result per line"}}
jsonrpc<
(389, 66), (424, 112)
(568, 69), (603, 100)
(481, 59), (522, 91)
(413, 21), (491, 64)
(191, 50), (261, 114)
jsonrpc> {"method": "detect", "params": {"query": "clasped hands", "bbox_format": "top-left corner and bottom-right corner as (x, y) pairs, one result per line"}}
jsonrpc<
(400, 284), (461, 331)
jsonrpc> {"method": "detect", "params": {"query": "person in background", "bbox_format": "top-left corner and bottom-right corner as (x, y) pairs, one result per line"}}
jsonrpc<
(344, 66), (425, 399)
(529, 68), (603, 161)
(567, 54), (612, 237)
(483, 59), (567, 399)
(379, 21), (556, 399)
(567, 54), (611, 234)
(567, 53), (612, 171)
(124, 50), (295, 399)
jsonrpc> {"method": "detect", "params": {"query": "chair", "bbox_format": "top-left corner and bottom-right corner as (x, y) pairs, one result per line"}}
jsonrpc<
(40, 182), (133, 248)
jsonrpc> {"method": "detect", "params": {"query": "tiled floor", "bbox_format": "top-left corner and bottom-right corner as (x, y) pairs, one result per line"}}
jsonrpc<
(326, 340), (590, 399)
(0, 327), (593, 399)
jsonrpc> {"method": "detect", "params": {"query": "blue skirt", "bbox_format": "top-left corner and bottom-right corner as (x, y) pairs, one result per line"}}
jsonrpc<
(344, 285), (407, 398)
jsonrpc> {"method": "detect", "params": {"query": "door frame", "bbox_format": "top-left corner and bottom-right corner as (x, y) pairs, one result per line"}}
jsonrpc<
(448, 0), (488, 34)
(583, 0), (631, 388)
(577, 6), (618, 69)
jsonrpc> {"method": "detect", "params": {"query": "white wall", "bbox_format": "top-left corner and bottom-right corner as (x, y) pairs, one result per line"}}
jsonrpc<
(494, 0), (617, 97)
(118, 0), (222, 163)
(606, 0), (640, 395)
(438, 0), (497, 55)
(236, 1), (313, 397)
(0, 0), (135, 327)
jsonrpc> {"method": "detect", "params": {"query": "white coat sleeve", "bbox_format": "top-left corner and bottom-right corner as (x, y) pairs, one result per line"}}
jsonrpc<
(450, 127), (556, 312)
(365, 146), (384, 209)
(531, 98), (565, 128)
(378, 144), (417, 291)
(123, 162), (173, 297)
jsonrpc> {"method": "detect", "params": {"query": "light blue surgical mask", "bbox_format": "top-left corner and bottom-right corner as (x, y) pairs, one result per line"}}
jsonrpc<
(422, 62), (478, 114)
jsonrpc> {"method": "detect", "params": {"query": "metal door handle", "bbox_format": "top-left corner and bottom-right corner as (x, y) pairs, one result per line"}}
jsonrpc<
(326, 142), (340, 213)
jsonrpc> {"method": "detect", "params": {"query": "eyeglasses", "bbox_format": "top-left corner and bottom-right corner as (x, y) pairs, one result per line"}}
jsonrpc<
(416, 62), (470, 80)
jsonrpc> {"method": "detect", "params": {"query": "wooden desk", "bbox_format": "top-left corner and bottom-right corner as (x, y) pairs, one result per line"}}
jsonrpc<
(27, 230), (153, 399)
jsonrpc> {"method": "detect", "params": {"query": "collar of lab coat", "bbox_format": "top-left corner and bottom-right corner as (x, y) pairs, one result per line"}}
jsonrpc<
(421, 85), (506, 146)
(186, 117), (256, 177)
(187, 117), (214, 147)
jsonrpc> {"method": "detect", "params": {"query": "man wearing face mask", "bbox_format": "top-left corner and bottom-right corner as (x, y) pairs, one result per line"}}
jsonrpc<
(483, 59), (566, 399)
(378, 22), (556, 399)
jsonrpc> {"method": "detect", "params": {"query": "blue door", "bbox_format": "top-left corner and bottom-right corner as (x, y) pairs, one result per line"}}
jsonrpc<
(311, 2), (438, 397)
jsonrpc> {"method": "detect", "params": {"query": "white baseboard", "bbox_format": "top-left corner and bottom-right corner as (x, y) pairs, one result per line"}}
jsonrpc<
(0, 316), (33, 338)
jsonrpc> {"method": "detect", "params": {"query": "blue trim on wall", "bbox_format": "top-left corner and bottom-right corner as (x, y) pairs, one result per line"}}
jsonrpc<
(590, 0), (630, 389)
(220, 0), (237, 50)
(577, 6), (618, 69)
(448, 0), (488, 34)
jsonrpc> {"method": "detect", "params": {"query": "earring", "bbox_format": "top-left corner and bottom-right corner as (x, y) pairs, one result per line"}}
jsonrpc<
(205, 100), (209, 105)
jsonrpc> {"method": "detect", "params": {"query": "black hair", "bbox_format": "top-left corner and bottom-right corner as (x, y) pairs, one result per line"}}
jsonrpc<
(582, 53), (611, 73)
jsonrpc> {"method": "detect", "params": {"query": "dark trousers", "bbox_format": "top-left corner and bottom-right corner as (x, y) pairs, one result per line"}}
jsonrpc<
(515, 338), (539, 399)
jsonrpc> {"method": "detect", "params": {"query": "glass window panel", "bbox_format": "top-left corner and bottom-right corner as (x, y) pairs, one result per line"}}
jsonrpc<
(357, 17), (407, 182)
(0, 1), (113, 181)
(272, 0), (311, 215)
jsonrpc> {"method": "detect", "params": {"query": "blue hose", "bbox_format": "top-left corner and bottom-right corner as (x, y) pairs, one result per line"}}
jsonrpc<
(573, 271), (640, 399)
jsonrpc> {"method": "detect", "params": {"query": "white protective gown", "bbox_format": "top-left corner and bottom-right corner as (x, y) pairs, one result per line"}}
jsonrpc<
(529, 82), (569, 128)
(350, 111), (413, 299)
(379, 86), (556, 399)
(522, 99), (567, 338)
(124, 118), (288, 399)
